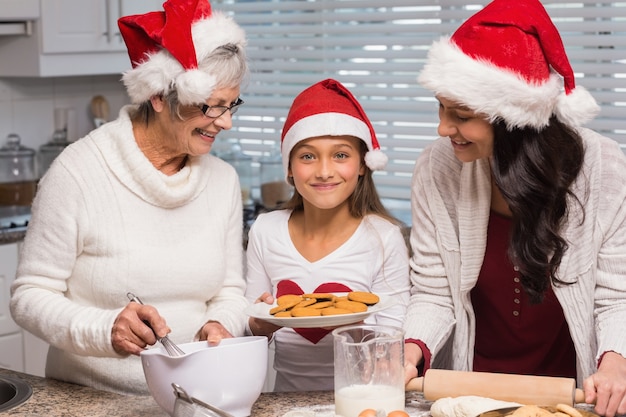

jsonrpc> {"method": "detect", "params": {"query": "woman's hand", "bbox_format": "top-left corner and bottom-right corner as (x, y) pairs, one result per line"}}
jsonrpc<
(583, 351), (626, 417)
(198, 321), (234, 346)
(404, 342), (424, 385)
(248, 292), (282, 337)
(111, 301), (170, 356)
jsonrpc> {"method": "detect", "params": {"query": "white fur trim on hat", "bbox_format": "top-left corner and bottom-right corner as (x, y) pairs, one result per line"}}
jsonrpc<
(122, 11), (245, 105)
(281, 112), (373, 180)
(418, 36), (600, 129)
(419, 37), (561, 130)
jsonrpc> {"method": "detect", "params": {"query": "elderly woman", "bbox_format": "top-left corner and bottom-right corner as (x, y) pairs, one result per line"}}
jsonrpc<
(403, 1), (626, 416)
(10, 0), (249, 395)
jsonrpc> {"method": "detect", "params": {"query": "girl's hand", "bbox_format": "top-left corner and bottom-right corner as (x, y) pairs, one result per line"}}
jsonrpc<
(255, 292), (274, 305)
(582, 351), (626, 417)
(249, 292), (282, 337)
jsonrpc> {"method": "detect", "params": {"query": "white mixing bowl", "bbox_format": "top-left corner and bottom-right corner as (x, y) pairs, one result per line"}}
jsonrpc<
(141, 336), (268, 417)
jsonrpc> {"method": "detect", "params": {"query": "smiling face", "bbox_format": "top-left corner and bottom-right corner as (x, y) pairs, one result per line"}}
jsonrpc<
(288, 135), (366, 211)
(148, 86), (241, 161)
(437, 96), (495, 163)
(174, 86), (242, 156)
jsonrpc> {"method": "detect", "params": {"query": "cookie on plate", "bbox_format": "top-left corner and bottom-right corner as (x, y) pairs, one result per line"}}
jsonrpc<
(347, 291), (380, 305)
(277, 294), (304, 306)
(321, 307), (353, 316)
(291, 308), (322, 317)
(335, 300), (368, 313)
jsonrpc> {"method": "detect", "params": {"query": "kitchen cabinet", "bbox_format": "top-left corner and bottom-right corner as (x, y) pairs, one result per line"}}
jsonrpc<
(0, 0), (39, 36)
(0, 243), (23, 372)
(0, 243), (19, 336)
(0, 332), (23, 371)
(0, 242), (48, 376)
(0, 0), (163, 77)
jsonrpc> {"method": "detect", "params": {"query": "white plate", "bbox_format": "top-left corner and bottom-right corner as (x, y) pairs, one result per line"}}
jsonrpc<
(244, 293), (395, 328)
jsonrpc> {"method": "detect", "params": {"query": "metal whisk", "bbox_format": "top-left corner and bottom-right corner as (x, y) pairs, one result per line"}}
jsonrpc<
(126, 292), (185, 357)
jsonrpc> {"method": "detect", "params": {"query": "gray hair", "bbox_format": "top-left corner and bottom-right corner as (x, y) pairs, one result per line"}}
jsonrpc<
(131, 43), (248, 124)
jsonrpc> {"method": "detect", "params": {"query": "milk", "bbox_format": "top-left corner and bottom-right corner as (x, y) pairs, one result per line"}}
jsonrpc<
(335, 384), (405, 417)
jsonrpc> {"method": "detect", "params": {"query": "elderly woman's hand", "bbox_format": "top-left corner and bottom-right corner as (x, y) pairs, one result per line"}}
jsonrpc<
(583, 351), (626, 417)
(112, 301), (170, 356)
(198, 321), (234, 346)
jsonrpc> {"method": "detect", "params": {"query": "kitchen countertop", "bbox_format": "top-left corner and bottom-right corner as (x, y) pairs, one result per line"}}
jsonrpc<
(0, 368), (433, 417)
(0, 228), (26, 245)
(0, 206), (30, 244)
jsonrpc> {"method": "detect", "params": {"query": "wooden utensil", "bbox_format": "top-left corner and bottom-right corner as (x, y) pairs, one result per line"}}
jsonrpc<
(405, 369), (587, 406)
(90, 95), (110, 128)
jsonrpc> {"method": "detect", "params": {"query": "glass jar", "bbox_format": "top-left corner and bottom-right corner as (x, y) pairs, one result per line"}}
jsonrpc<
(0, 133), (38, 207)
(38, 128), (71, 176)
(260, 146), (292, 209)
(220, 143), (253, 205)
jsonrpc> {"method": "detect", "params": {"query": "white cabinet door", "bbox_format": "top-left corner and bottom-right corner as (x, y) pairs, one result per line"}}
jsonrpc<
(41, 0), (164, 54)
(0, 332), (24, 372)
(0, 243), (24, 372)
(0, 243), (20, 336)
(120, 0), (164, 18)
(0, 0), (165, 76)
(41, 0), (119, 53)
(23, 330), (47, 377)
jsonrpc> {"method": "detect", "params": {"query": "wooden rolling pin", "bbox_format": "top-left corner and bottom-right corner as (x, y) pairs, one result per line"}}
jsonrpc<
(405, 369), (587, 406)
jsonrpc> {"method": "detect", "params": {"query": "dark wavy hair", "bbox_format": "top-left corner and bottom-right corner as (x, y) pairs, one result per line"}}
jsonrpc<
(491, 116), (585, 303)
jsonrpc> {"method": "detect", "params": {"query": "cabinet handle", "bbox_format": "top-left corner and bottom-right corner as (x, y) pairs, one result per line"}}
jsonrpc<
(105, 0), (119, 44)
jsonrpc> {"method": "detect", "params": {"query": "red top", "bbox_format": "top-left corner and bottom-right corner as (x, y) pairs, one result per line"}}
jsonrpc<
(471, 211), (576, 378)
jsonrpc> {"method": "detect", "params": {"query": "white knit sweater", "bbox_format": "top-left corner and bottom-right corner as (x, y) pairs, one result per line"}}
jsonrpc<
(10, 105), (249, 395)
(404, 128), (626, 384)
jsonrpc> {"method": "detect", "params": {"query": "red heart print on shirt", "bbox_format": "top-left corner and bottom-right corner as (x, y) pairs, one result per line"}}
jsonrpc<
(276, 280), (352, 344)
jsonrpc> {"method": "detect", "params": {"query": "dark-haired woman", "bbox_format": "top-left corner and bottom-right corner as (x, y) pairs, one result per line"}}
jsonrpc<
(403, 1), (626, 416)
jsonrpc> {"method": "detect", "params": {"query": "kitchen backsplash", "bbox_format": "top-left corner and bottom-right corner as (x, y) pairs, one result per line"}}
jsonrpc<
(0, 75), (129, 161)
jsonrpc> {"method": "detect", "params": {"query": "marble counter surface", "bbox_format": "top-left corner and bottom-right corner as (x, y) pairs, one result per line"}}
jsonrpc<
(0, 368), (432, 417)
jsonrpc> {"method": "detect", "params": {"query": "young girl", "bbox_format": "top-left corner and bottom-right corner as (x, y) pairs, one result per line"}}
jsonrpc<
(245, 79), (410, 392)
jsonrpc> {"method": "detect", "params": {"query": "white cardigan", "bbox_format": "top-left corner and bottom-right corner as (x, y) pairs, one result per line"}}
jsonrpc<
(404, 128), (626, 384)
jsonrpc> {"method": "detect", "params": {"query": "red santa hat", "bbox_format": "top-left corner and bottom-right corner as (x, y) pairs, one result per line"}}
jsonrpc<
(118, 0), (246, 105)
(418, 0), (599, 130)
(281, 79), (388, 179)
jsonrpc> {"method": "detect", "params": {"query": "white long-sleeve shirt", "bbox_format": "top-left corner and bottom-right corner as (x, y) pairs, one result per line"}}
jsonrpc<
(245, 209), (410, 392)
(10, 105), (249, 395)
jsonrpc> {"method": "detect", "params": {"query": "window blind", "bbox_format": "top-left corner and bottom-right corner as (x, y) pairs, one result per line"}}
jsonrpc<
(214, 0), (626, 201)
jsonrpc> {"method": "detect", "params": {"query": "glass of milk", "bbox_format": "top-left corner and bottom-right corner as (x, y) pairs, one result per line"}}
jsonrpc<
(333, 324), (405, 417)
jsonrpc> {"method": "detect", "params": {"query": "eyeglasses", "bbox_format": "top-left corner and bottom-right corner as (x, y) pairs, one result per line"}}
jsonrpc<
(198, 97), (244, 118)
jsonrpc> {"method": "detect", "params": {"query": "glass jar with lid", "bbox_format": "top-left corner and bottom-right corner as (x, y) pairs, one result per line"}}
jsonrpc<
(260, 144), (292, 209)
(38, 108), (73, 176)
(0, 133), (38, 207)
(220, 142), (253, 206)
